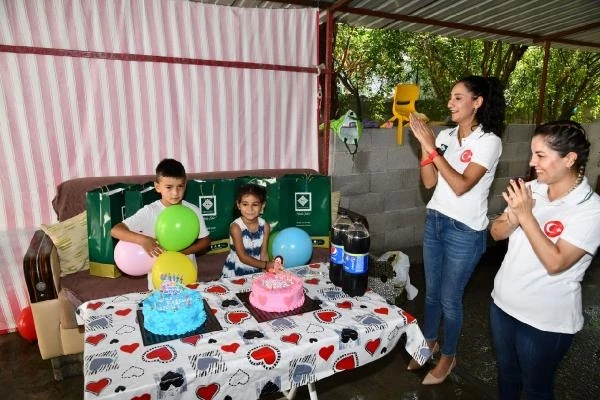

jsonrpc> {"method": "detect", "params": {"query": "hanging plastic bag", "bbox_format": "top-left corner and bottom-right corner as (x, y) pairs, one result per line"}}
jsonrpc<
(330, 110), (363, 155)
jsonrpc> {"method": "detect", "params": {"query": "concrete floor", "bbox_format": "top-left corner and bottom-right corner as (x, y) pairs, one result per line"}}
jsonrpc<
(2, 242), (599, 399)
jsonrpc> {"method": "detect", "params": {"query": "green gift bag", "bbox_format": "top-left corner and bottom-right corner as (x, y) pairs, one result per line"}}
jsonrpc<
(184, 178), (237, 254)
(86, 183), (135, 278)
(124, 182), (160, 218)
(235, 176), (294, 233)
(286, 174), (332, 248)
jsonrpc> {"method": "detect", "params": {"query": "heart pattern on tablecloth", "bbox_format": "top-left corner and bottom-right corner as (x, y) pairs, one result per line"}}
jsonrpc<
(119, 343), (139, 353)
(221, 343), (240, 353)
(281, 333), (301, 345)
(181, 335), (201, 346)
(247, 345), (280, 369)
(400, 309), (416, 323)
(115, 325), (136, 334)
(374, 307), (389, 315)
(115, 308), (132, 316)
(314, 310), (340, 323)
(121, 366), (144, 378)
(333, 353), (358, 372)
(142, 345), (176, 363)
(86, 333), (107, 346)
(196, 383), (220, 400)
(270, 317), (295, 331)
(365, 338), (381, 356)
(318, 345), (334, 361)
(206, 284), (229, 294)
(87, 301), (104, 310)
(292, 362), (314, 383)
(79, 266), (422, 400)
(360, 315), (385, 326)
(225, 311), (250, 325)
(85, 377), (111, 395)
(336, 300), (352, 309)
(229, 369), (250, 386)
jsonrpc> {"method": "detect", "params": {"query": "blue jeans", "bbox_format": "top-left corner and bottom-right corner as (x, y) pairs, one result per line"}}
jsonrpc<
(490, 302), (574, 400)
(422, 209), (486, 357)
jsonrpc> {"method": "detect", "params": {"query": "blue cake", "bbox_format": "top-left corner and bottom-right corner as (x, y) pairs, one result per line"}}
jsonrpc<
(142, 274), (206, 336)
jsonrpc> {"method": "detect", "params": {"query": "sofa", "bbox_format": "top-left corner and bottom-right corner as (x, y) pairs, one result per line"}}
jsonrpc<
(22, 168), (367, 380)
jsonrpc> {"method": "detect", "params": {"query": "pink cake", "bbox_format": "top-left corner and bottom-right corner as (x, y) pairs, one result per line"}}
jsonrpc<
(249, 272), (305, 312)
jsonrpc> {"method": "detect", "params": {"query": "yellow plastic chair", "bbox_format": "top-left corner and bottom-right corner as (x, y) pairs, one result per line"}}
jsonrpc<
(387, 84), (419, 144)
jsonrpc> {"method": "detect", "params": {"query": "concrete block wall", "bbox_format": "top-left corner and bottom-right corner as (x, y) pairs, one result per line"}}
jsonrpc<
(330, 122), (600, 262)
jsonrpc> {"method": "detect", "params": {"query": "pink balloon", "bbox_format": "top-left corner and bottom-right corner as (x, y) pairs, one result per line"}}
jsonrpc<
(114, 241), (154, 276)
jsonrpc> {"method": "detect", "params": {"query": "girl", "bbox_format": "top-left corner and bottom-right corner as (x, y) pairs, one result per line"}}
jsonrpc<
(222, 184), (283, 277)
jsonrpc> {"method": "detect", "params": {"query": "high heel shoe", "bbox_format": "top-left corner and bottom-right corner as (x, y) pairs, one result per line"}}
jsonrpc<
(406, 342), (439, 371)
(422, 357), (456, 385)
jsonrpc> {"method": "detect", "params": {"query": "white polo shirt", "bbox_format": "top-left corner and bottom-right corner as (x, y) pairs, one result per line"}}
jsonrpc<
(427, 125), (502, 230)
(492, 178), (600, 333)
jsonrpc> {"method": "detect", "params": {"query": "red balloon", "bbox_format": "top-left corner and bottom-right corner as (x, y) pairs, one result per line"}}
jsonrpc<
(17, 306), (37, 343)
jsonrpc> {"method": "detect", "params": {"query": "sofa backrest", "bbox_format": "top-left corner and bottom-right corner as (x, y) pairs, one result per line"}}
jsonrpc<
(52, 169), (319, 221)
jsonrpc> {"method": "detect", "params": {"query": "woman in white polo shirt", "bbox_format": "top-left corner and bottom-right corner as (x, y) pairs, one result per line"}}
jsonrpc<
(408, 76), (506, 384)
(490, 121), (600, 400)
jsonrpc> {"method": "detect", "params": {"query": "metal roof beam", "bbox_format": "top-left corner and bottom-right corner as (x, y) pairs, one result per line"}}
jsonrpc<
(257, 1), (600, 49)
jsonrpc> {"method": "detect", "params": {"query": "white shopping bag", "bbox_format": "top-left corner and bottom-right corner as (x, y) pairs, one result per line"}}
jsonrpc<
(378, 251), (419, 300)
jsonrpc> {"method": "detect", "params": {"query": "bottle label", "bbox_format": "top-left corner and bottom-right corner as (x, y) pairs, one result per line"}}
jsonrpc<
(330, 243), (344, 264)
(343, 252), (368, 274)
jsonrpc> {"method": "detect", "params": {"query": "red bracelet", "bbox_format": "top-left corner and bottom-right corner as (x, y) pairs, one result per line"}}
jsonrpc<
(420, 149), (439, 166)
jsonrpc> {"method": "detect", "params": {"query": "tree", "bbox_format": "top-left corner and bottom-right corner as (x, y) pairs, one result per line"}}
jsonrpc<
(404, 33), (528, 120)
(508, 48), (600, 122)
(332, 24), (410, 120)
(545, 49), (600, 121)
(330, 26), (600, 124)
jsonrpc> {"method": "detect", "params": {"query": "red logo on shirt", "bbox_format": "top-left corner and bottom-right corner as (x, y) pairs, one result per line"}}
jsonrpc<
(544, 221), (564, 237)
(460, 149), (472, 163)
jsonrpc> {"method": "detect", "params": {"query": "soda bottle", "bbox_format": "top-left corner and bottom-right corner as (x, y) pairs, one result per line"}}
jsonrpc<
(329, 214), (352, 286)
(342, 220), (370, 296)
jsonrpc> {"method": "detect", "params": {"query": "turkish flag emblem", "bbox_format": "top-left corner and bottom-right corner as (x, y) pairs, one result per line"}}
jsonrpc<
(544, 220), (564, 237)
(460, 149), (472, 163)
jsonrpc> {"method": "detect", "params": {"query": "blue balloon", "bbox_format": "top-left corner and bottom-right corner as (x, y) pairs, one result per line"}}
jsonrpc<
(271, 227), (313, 268)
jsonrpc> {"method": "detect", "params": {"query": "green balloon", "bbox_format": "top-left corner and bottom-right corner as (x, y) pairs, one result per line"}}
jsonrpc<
(155, 205), (200, 251)
(268, 230), (279, 260)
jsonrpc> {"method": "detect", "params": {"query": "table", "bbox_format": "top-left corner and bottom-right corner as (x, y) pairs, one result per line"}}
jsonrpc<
(79, 262), (428, 399)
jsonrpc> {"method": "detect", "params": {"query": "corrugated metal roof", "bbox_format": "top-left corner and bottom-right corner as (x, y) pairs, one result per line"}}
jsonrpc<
(192, 0), (600, 51)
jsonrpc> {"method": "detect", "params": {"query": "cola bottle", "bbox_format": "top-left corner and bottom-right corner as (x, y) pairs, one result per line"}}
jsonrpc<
(329, 214), (352, 286)
(342, 220), (370, 296)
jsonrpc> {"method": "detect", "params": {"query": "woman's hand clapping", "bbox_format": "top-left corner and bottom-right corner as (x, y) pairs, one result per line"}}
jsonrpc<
(409, 112), (437, 153)
(502, 178), (534, 225)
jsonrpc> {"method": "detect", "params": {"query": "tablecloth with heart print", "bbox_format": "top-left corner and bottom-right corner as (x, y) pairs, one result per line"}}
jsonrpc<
(78, 262), (429, 399)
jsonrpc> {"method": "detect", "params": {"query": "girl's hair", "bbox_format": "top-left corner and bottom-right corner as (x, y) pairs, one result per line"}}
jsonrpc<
(534, 120), (590, 177)
(233, 184), (267, 219)
(236, 184), (267, 203)
(458, 75), (506, 137)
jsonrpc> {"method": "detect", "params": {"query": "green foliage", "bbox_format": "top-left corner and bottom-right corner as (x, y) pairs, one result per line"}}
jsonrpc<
(507, 48), (600, 122)
(331, 24), (600, 124)
(333, 24), (412, 119)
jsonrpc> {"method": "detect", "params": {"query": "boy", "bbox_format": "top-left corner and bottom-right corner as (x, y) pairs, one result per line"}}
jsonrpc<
(111, 158), (211, 289)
